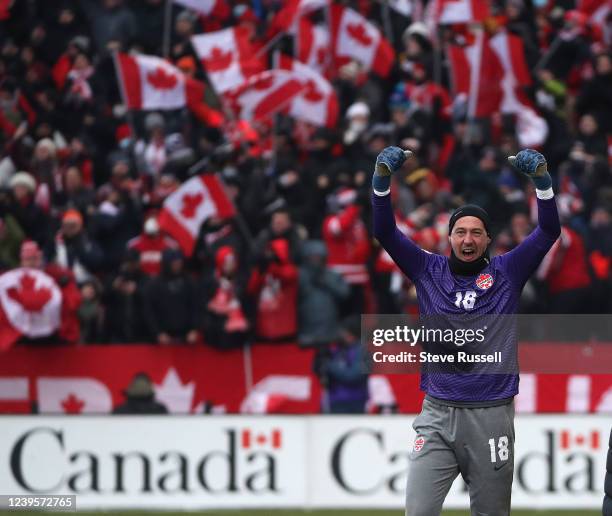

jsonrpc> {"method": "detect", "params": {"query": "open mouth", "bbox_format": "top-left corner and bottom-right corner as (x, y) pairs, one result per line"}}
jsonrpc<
(461, 248), (476, 260)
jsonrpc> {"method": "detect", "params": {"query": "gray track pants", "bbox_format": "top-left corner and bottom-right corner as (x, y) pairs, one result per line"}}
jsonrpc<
(405, 397), (515, 516)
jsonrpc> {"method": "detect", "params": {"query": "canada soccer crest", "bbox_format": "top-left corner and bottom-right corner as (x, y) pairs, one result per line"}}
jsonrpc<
(475, 273), (494, 290)
(413, 436), (425, 452)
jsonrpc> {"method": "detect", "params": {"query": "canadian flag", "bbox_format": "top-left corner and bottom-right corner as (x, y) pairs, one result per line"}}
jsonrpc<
(0, 268), (62, 351)
(488, 31), (548, 147)
(432, 0), (490, 24)
(172, 0), (229, 18)
(278, 55), (338, 128)
(448, 33), (504, 117)
(296, 18), (330, 74)
(241, 428), (282, 449)
(448, 30), (547, 146)
(329, 5), (395, 78)
(268, 0), (329, 36)
(191, 27), (264, 94)
(158, 175), (235, 256)
(228, 69), (307, 122)
(115, 53), (223, 126)
(559, 429), (600, 450)
(116, 53), (202, 110)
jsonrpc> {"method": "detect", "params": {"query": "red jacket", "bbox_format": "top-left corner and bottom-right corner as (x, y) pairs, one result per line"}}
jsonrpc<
(538, 226), (591, 295)
(323, 205), (371, 285)
(45, 264), (81, 344)
(247, 239), (298, 340)
(128, 234), (177, 276)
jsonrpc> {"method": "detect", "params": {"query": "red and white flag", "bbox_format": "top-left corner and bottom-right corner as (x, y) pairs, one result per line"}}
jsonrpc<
(330, 5), (395, 78)
(191, 27), (264, 94)
(432, 0), (490, 24)
(488, 31), (547, 147)
(228, 69), (307, 122)
(173, 0), (228, 18)
(448, 30), (547, 146)
(115, 53), (204, 110)
(0, 268), (62, 351)
(158, 175), (235, 256)
(278, 55), (338, 127)
(268, 0), (329, 36)
(448, 33), (503, 117)
(296, 18), (330, 74)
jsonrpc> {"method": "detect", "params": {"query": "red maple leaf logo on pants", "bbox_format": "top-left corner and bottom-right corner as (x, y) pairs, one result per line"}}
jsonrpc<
(180, 192), (204, 219)
(7, 273), (52, 312)
(147, 66), (178, 90)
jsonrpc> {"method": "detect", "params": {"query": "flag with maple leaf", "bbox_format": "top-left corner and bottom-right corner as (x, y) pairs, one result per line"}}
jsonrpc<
(0, 268), (62, 351)
(267, 0), (329, 37)
(191, 27), (265, 94)
(114, 53), (223, 126)
(448, 30), (548, 147)
(329, 5), (395, 78)
(278, 55), (338, 127)
(296, 18), (331, 75)
(158, 175), (235, 256)
(227, 69), (308, 122)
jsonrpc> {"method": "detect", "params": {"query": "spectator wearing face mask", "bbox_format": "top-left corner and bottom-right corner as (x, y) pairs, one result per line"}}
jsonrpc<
(128, 216), (178, 276)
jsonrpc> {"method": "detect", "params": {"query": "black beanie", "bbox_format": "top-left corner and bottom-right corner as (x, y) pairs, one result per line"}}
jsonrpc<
(448, 204), (491, 236)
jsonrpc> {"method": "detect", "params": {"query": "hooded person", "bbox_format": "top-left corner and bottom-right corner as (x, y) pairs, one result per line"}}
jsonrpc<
(142, 248), (199, 344)
(298, 240), (350, 347)
(247, 238), (299, 342)
(113, 372), (169, 414)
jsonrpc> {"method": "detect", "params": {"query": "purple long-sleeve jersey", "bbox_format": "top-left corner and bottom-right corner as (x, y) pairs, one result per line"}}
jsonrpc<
(372, 191), (561, 402)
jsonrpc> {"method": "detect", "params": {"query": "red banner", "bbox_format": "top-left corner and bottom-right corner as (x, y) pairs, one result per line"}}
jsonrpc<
(0, 345), (611, 414)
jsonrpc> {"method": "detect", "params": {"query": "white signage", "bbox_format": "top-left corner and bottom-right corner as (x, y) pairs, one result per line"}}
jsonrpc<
(0, 416), (608, 510)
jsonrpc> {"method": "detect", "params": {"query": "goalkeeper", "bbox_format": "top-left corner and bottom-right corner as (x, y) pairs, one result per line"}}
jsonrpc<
(371, 147), (560, 516)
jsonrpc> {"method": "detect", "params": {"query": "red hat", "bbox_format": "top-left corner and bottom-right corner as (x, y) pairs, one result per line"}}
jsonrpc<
(62, 209), (83, 225)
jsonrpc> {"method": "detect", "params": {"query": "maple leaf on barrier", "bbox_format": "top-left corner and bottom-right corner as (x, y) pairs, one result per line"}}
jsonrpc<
(180, 192), (204, 219)
(146, 66), (178, 90)
(61, 393), (85, 414)
(302, 80), (324, 103)
(347, 23), (373, 47)
(7, 273), (52, 312)
(203, 47), (233, 72)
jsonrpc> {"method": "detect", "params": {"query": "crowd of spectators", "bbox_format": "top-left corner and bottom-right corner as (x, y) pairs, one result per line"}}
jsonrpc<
(0, 0), (611, 349)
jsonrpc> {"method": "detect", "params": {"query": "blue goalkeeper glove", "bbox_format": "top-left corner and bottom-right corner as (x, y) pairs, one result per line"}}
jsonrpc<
(508, 149), (552, 190)
(372, 146), (413, 193)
